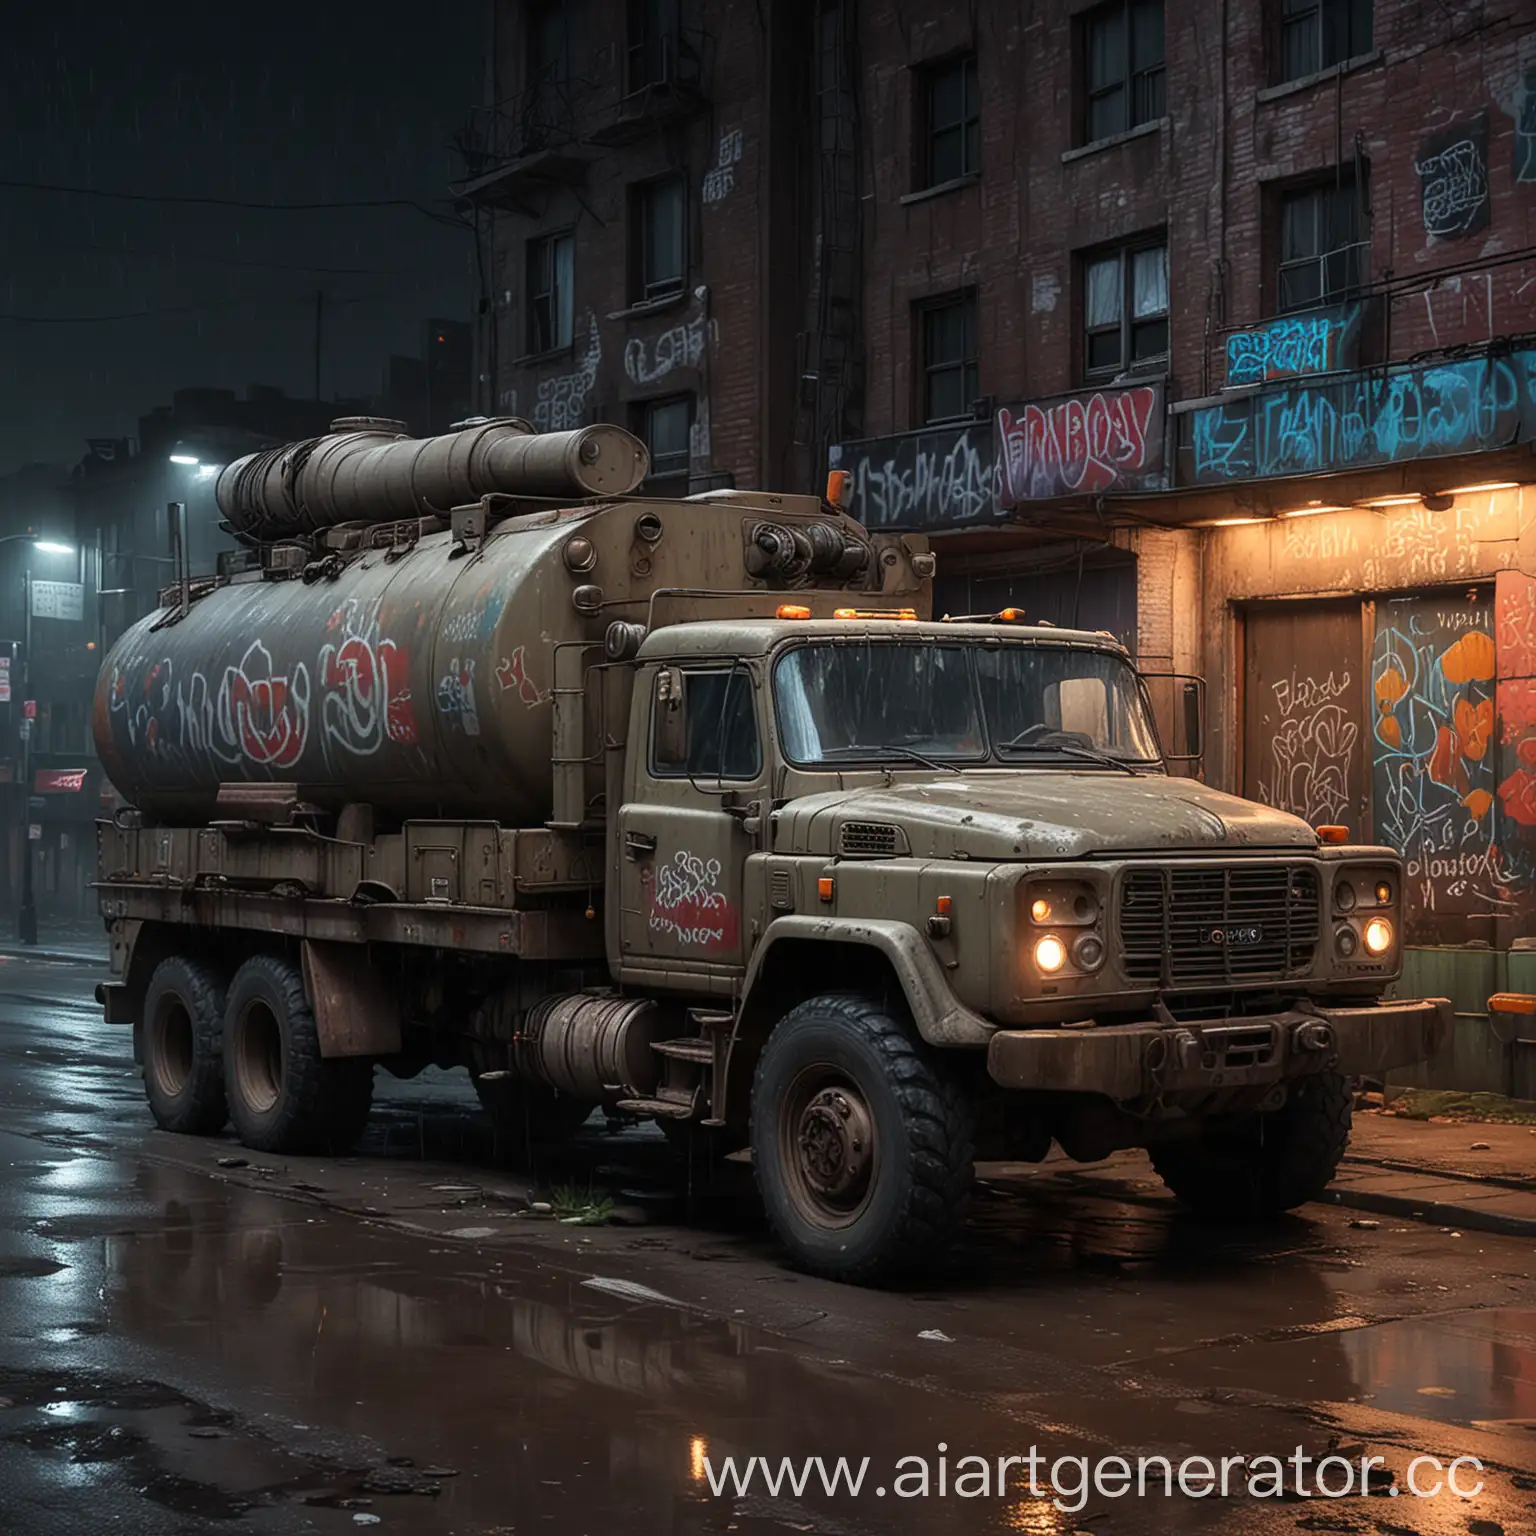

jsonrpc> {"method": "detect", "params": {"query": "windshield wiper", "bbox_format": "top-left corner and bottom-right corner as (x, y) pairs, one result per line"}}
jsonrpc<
(1002, 741), (1147, 775)
(820, 745), (963, 775)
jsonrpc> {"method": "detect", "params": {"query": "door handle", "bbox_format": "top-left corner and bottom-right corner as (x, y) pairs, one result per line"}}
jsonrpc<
(624, 830), (657, 859)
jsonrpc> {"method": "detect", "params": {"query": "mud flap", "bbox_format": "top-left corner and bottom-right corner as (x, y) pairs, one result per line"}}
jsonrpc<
(301, 939), (402, 1058)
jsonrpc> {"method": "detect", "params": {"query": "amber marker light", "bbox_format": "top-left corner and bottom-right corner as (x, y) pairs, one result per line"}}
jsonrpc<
(1030, 897), (1050, 922)
(817, 876), (835, 903)
(775, 604), (811, 620)
(1316, 825), (1349, 844)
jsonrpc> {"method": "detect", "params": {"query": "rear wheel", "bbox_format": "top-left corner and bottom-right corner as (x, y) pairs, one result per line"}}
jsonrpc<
(749, 992), (974, 1285)
(1150, 1071), (1353, 1220)
(224, 954), (374, 1155)
(142, 956), (228, 1135)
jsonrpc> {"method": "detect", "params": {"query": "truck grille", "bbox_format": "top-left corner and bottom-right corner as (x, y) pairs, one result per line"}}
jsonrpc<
(1119, 864), (1320, 987)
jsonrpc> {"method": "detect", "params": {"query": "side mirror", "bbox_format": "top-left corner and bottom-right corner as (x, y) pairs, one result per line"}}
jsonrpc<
(653, 666), (689, 766)
(1142, 671), (1205, 773)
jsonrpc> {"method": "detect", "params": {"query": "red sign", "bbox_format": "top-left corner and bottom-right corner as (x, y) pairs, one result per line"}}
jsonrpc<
(23, 699), (37, 720)
(35, 768), (88, 793)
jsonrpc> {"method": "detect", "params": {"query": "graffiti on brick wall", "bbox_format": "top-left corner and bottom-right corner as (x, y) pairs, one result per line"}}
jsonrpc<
(1372, 593), (1502, 925)
(1189, 349), (1536, 483)
(1517, 62), (1536, 183)
(1416, 113), (1490, 241)
(702, 129), (743, 206)
(624, 288), (714, 386)
(829, 423), (1000, 530)
(533, 311), (600, 431)
(995, 383), (1165, 503)
(1225, 304), (1362, 386)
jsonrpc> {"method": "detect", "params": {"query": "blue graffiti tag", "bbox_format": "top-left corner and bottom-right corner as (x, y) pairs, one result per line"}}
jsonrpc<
(1225, 304), (1362, 387)
(1190, 348), (1536, 484)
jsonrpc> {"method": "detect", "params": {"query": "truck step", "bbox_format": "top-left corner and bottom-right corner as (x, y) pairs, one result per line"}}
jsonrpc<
(687, 1009), (735, 1031)
(651, 1037), (714, 1063)
(614, 1096), (696, 1120)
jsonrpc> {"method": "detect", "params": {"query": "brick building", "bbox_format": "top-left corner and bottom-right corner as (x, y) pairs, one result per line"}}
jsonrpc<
(461, 0), (1536, 1078)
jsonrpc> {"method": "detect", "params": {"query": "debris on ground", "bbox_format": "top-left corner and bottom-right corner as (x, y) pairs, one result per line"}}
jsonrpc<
(1375, 1090), (1536, 1125)
(917, 1329), (954, 1343)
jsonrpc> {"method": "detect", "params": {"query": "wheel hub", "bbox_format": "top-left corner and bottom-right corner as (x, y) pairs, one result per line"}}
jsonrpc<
(796, 1086), (873, 1203)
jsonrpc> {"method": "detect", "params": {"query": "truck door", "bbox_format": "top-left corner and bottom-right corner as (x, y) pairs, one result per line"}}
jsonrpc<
(617, 663), (762, 980)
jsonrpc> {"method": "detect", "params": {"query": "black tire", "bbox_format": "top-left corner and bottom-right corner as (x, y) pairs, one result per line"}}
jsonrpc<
(223, 954), (375, 1155)
(749, 992), (975, 1285)
(474, 1074), (593, 1159)
(1150, 1071), (1353, 1220)
(142, 956), (229, 1135)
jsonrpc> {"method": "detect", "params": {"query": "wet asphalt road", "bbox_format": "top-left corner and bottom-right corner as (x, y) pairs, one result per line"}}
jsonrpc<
(0, 953), (1532, 1535)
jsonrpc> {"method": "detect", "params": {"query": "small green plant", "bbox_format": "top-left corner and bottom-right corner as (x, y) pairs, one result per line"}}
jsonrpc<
(549, 1182), (615, 1225)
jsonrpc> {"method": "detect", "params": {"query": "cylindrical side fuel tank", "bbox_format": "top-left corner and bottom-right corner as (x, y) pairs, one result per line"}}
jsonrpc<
(216, 418), (649, 542)
(93, 494), (890, 824)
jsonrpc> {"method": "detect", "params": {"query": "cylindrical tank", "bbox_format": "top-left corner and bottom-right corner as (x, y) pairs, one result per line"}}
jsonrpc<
(215, 418), (649, 542)
(93, 494), (886, 824)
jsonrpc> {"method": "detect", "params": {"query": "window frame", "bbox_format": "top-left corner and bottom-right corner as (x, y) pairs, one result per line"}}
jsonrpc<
(1081, 0), (1166, 145)
(919, 53), (981, 188)
(1276, 0), (1373, 84)
(917, 288), (980, 426)
(626, 0), (681, 91)
(1080, 238), (1169, 382)
(1274, 171), (1370, 314)
(630, 174), (688, 304)
(649, 666), (763, 782)
(637, 393), (694, 489)
(525, 230), (575, 356)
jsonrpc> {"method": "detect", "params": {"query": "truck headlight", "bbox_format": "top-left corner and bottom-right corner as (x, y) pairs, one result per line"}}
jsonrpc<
(1034, 935), (1067, 973)
(1363, 917), (1393, 955)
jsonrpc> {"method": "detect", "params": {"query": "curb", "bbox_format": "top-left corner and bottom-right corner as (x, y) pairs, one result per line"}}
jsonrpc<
(1322, 1184), (1536, 1238)
(0, 947), (108, 966)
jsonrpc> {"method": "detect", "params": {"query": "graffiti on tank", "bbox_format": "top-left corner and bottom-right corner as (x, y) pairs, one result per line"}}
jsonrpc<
(317, 603), (417, 757)
(1372, 597), (1502, 919)
(1225, 305), (1361, 387)
(435, 658), (481, 738)
(1189, 349), (1536, 483)
(1416, 114), (1490, 240)
(217, 641), (311, 770)
(1259, 668), (1359, 827)
(830, 423), (999, 530)
(533, 311), (600, 431)
(995, 384), (1164, 503)
(623, 289), (714, 386)
(648, 849), (738, 949)
(494, 645), (548, 708)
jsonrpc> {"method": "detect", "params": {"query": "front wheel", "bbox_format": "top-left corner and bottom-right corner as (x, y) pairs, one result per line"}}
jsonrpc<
(223, 954), (374, 1155)
(1149, 1071), (1353, 1220)
(749, 993), (975, 1285)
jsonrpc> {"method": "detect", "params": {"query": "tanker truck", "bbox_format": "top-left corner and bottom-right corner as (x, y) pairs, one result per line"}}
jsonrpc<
(91, 414), (1449, 1283)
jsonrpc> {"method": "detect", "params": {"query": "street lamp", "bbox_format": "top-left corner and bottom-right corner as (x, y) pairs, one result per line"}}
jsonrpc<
(2, 535), (78, 946)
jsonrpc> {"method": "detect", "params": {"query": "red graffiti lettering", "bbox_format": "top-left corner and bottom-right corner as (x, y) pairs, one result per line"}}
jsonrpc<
(997, 385), (1159, 503)
(218, 641), (310, 769)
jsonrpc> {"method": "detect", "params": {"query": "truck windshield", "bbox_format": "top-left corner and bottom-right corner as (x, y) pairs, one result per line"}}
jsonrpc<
(773, 641), (1161, 767)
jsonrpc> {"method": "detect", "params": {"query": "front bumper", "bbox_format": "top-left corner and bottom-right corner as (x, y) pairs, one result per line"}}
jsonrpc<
(986, 998), (1451, 1102)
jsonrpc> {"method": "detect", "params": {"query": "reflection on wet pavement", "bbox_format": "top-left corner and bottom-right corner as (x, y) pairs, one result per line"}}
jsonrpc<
(0, 960), (1532, 1532)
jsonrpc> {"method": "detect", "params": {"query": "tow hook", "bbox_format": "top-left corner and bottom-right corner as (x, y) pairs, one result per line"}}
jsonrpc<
(1292, 1020), (1335, 1054)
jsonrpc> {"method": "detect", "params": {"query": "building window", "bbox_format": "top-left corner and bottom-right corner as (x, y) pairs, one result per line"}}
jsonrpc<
(631, 176), (687, 303)
(1277, 175), (1368, 311)
(1278, 0), (1372, 83)
(921, 55), (980, 187)
(639, 394), (693, 487)
(1083, 242), (1168, 377)
(527, 232), (574, 354)
(1083, 0), (1165, 143)
(920, 291), (979, 424)
(525, 3), (569, 149)
(627, 0), (681, 89)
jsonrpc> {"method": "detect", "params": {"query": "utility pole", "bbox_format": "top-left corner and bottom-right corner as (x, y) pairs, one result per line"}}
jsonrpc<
(314, 289), (324, 401)
(17, 566), (35, 947)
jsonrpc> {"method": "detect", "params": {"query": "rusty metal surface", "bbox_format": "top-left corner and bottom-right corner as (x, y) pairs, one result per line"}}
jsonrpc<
(215, 420), (649, 541)
(513, 993), (665, 1102)
(301, 938), (402, 1057)
(1242, 601), (1369, 837)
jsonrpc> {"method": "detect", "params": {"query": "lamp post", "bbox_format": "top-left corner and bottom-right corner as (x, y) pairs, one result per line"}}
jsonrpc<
(2, 536), (77, 945)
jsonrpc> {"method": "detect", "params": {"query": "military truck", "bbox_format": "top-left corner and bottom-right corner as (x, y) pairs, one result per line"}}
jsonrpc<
(92, 415), (1449, 1283)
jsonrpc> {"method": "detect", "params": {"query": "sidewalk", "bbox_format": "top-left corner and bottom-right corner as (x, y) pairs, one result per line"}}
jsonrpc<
(1323, 1110), (1536, 1237)
(0, 913), (109, 966)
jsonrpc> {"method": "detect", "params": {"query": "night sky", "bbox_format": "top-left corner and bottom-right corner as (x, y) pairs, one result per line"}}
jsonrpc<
(1, 1), (484, 476)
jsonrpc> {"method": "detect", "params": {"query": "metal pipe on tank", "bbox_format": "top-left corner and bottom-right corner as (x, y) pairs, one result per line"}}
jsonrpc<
(216, 418), (650, 542)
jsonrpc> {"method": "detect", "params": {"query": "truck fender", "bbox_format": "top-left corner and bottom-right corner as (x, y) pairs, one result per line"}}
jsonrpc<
(301, 939), (403, 1058)
(717, 916), (995, 1128)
